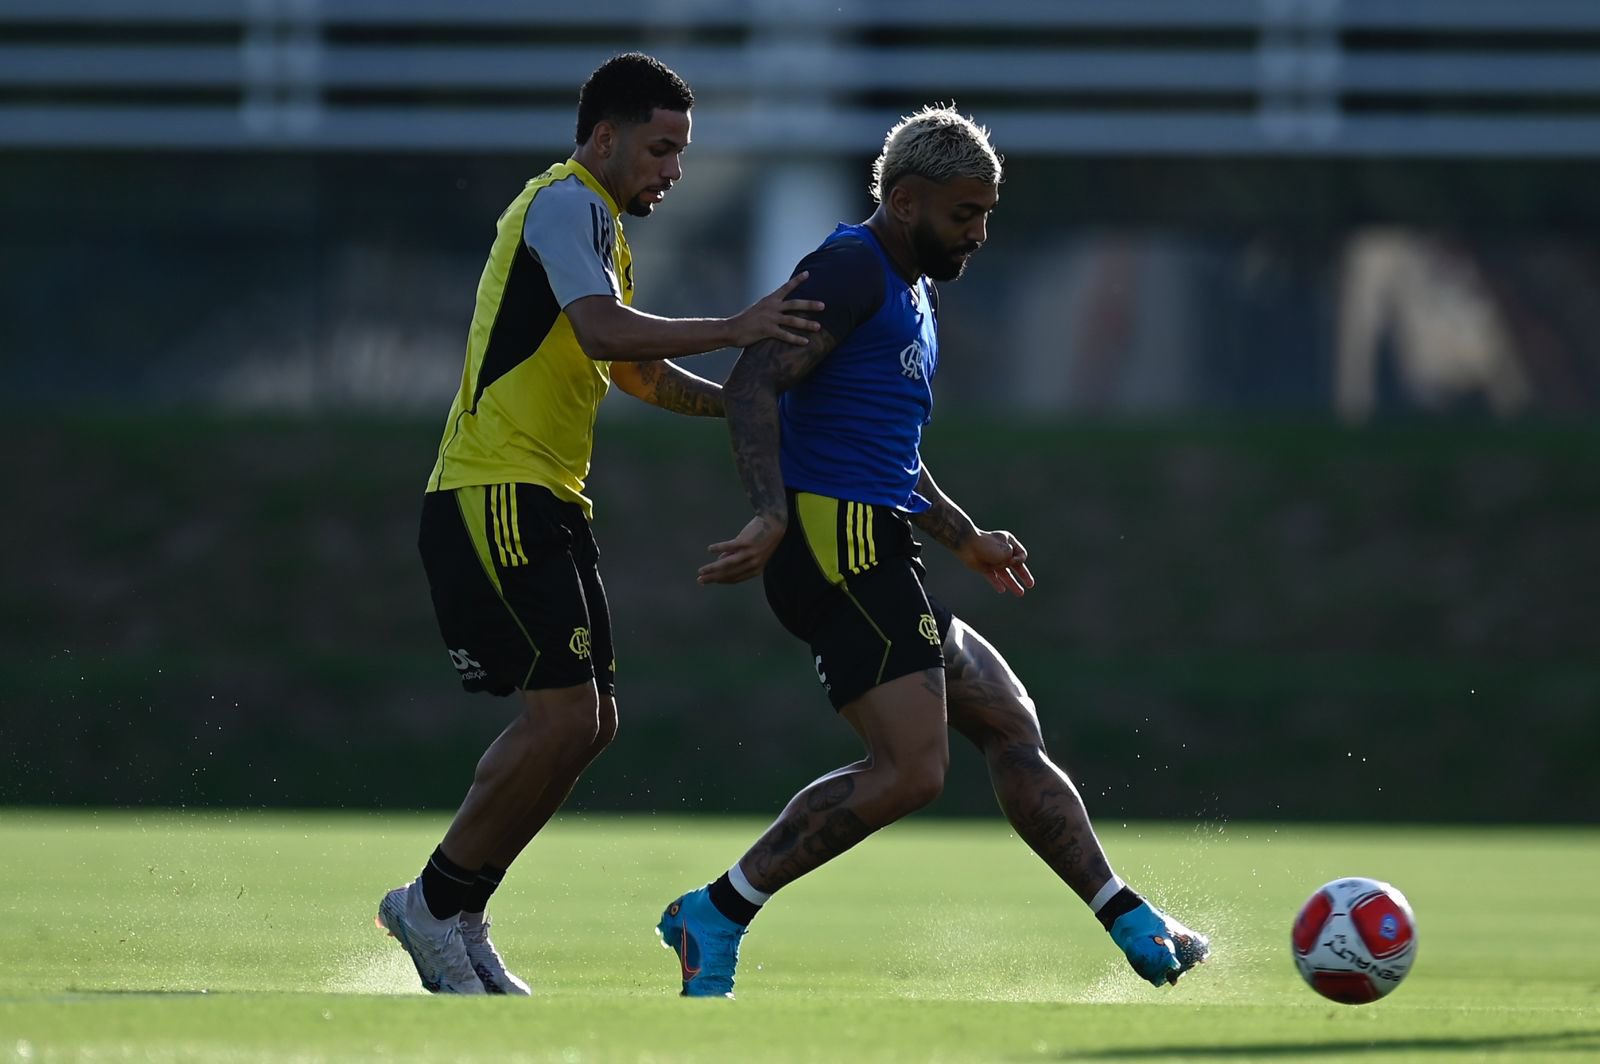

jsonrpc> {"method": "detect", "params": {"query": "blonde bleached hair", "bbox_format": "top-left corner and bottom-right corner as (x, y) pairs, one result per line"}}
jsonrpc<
(869, 105), (1002, 203)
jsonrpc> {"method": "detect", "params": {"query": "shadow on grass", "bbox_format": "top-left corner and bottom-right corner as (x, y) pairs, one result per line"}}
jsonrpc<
(37, 990), (251, 1000)
(1056, 1028), (1600, 1059)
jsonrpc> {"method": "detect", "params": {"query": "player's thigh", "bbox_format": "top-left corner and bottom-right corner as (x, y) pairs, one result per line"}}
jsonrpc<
(418, 484), (599, 696)
(839, 667), (949, 769)
(942, 617), (1044, 748)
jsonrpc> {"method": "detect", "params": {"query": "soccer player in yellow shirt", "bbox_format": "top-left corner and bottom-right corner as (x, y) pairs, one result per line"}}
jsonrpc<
(375, 53), (823, 994)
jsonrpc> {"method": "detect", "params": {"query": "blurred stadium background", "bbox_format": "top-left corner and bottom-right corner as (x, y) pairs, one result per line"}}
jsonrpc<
(3, 0), (1596, 823)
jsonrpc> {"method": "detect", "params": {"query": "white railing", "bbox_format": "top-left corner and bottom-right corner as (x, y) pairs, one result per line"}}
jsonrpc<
(4, 0), (1600, 155)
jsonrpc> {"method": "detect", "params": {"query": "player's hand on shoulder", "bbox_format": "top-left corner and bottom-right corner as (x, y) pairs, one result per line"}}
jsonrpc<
(960, 530), (1035, 597)
(698, 514), (788, 585)
(729, 272), (825, 348)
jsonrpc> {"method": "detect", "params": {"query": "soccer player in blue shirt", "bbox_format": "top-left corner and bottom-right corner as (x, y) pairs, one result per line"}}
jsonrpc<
(657, 106), (1209, 997)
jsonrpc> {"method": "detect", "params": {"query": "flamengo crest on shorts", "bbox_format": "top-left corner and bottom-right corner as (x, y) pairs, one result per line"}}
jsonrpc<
(762, 490), (951, 710)
(419, 483), (615, 696)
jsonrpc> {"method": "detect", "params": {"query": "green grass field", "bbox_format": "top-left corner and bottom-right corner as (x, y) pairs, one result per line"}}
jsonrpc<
(1, 811), (1596, 1062)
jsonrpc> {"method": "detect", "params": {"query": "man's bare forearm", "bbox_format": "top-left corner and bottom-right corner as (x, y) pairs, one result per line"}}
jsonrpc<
(620, 359), (724, 417)
(570, 299), (736, 362)
(911, 464), (978, 551)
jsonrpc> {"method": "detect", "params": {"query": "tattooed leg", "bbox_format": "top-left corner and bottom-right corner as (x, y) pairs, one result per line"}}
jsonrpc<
(943, 620), (1115, 903)
(739, 668), (948, 895)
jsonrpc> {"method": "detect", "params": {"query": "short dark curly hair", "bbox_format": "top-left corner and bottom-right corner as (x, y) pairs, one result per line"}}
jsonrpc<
(575, 53), (695, 146)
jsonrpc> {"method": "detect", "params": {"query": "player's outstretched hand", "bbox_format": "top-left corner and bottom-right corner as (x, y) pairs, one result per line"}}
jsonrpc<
(698, 514), (787, 585)
(728, 272), (825, 348)
(959, 530), (1035, 596)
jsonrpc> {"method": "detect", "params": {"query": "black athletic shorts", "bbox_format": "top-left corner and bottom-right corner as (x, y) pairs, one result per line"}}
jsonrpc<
(418, 483), (615, 696)
(762, 490), (954, 710)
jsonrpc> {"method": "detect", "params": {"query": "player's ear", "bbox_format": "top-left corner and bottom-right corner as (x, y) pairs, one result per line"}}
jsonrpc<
(886, 182), (918, 225)
(591, 119), (618, 158)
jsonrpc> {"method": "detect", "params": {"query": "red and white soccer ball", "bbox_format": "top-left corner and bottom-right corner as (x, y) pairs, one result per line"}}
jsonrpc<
(1292, 876), (1418, 1004)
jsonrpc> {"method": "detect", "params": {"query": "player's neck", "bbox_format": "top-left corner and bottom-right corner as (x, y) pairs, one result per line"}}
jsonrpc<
(864, 211), (923, 286)
(570, 147), (622, 211)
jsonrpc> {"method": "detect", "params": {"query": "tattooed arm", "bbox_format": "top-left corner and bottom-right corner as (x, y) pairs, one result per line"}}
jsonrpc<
(911, 463), (980, 551)
(912, 462), (1037, 597)
(610, 359), (724, 418)
(695, 326), (841, 585)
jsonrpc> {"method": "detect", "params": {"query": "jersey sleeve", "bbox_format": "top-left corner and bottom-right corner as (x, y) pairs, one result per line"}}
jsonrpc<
(522, 181), (620, 309)
(786, 237), (886, 344)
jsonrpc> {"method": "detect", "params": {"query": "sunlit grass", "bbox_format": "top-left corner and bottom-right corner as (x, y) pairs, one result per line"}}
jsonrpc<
(1, 811), (1596, 1062)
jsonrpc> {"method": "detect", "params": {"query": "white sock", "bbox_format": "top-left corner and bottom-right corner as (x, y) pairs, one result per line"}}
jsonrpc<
(727, 862), (772, 906)
(1089, 875), (1126, 914)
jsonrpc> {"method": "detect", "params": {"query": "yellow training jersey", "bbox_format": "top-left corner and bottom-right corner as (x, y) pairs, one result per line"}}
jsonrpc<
(427, 159), (634, 517)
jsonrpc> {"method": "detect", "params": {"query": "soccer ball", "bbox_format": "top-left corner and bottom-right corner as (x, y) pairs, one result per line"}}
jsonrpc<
(1291, 876), (1418, 1004)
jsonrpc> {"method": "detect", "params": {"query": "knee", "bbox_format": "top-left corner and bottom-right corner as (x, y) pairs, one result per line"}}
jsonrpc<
(993, 739), (1048, 776)
(592, 698), (619, 754)
(986, 687), (1039, 732)
(886, 754), (947, 816)
(523, 686), (604, 750)
(1015, 692), (1039, 722)
(965, 694), (1045, 755)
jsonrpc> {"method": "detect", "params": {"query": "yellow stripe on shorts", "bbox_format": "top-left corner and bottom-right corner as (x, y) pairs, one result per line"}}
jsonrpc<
(453, 486), (504, 596)
(848, 500), (873, 574)
(796, 492), (844, 585)
(844, 501), (857, 573)
(507, 484), (529, 564)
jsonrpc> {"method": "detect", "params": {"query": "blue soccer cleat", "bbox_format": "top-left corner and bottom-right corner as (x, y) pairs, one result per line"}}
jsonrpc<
(1109, 901), (1210, 987)
(656, 886), (747, 998)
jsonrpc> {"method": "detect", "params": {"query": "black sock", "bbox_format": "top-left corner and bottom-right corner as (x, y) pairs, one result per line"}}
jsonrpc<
(706, 871), (762, 927)
(462, 863), (506, 915)
(418, 846), (476, 920)
(1096, 886), (1144, 932)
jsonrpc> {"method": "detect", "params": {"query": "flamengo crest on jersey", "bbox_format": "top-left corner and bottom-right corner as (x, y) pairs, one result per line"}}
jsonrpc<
(899, 341), (927, 380)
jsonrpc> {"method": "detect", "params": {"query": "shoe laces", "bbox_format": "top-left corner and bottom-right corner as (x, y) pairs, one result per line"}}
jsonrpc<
(459, 915), (513, 972)
(458, 913), (492, 947)
(694, 916), (747, 970)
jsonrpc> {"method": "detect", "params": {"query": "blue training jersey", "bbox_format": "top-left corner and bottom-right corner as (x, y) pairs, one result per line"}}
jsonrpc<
(778, 223), (939, 513)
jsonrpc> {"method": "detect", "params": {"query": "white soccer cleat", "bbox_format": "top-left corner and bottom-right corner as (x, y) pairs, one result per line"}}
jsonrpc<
(375, 883), (486, 995)
(459, 911), (532, 995)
